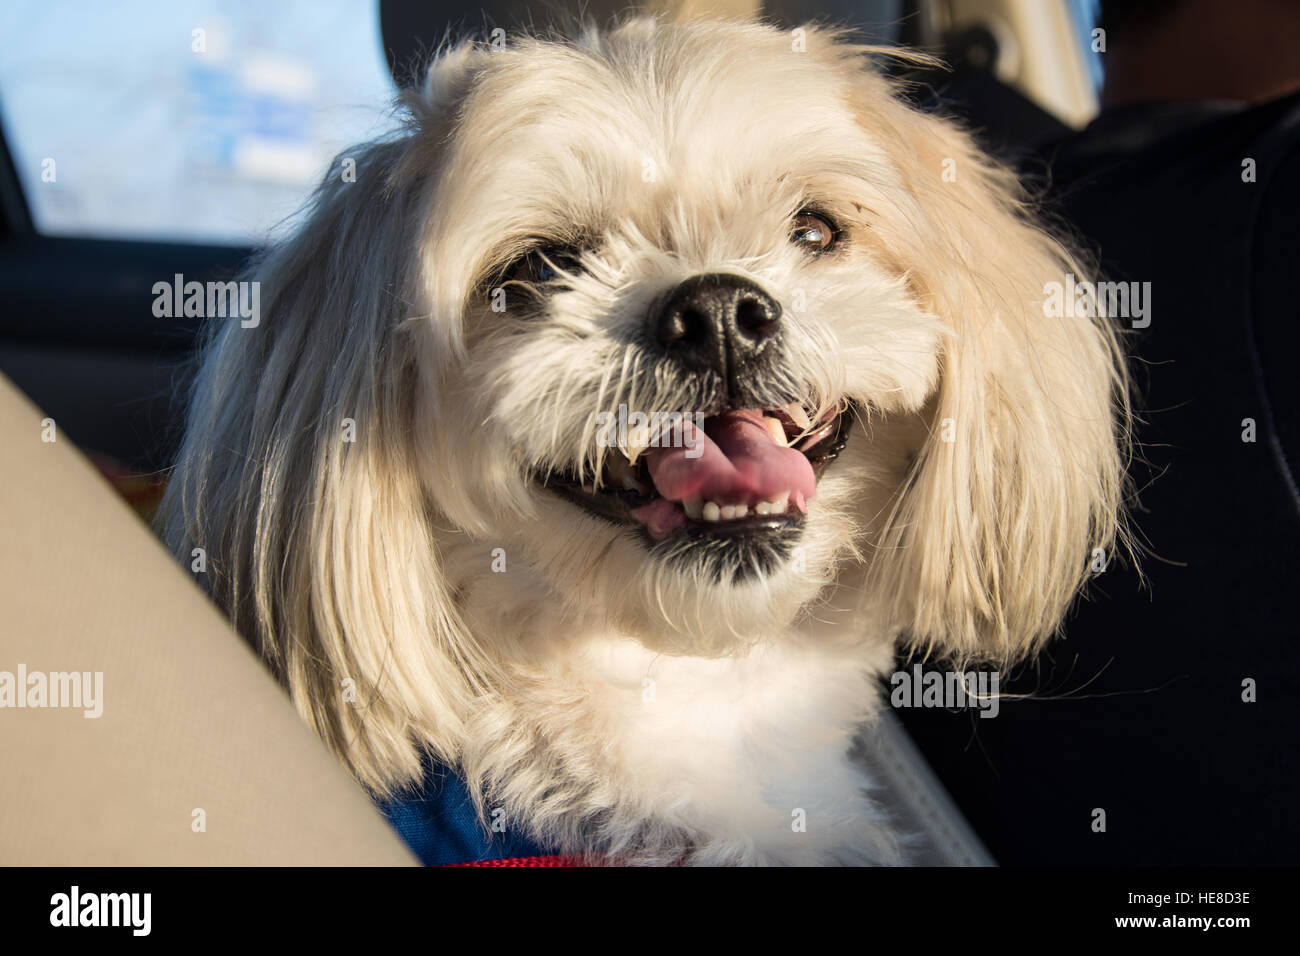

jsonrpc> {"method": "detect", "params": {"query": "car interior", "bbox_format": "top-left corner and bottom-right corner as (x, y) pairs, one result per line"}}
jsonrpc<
(0, 0), (1184, 866)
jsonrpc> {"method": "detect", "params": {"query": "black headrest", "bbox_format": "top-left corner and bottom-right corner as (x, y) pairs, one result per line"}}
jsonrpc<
(377, 1), (904, 88)
(379, 0), (629, 87)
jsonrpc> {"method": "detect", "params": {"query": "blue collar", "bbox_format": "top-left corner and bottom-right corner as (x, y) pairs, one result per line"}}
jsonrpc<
(375, 758), (552, 866)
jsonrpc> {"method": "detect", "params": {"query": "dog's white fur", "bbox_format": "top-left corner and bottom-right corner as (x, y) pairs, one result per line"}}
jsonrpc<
(162, 18), (1129, 865)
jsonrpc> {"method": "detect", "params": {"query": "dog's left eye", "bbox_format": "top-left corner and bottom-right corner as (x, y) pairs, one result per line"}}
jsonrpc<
(506, 247), (582, 285)
(790, 212), (838, 253)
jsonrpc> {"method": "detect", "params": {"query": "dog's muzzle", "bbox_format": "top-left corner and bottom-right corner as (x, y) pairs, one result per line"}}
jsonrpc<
(537, 273), (853, 574)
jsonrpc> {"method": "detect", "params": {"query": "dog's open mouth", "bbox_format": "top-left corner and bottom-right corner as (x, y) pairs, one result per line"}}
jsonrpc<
(544, 401), (853, 543)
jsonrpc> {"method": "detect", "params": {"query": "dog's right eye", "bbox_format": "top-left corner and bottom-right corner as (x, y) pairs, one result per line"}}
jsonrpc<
(505, 247), (581, 285)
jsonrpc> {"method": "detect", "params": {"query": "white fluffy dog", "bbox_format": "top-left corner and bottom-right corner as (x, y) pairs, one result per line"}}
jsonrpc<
(162, 17), (1128, 865)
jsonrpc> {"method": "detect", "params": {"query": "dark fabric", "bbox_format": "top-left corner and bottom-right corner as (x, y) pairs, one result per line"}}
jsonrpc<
(1247, 120), (1300, 509)
(900, 92), (1300, 865)
(375, 758), (555, 866)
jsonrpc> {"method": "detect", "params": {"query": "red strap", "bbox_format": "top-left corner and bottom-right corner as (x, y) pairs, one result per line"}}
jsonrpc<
(444, 854), (585, 867)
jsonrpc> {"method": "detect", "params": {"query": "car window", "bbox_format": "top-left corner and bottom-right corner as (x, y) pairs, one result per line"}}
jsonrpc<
(0, 0), (398, 244)
(1069, 0), (1104, 93)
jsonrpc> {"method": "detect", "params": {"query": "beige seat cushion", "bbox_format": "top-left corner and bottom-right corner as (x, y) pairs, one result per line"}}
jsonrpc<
(0, 373), (414, 865)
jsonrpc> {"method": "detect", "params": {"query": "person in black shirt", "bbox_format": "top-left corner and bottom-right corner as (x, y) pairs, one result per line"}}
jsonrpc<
(900, 0), (1300, 865)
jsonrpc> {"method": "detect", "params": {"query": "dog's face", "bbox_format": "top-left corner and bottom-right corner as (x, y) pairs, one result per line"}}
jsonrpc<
(411, 23), (954, 647)
(164, 19), (1127, 786)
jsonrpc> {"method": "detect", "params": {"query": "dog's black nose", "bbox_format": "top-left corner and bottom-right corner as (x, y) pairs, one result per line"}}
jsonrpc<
(652, 274), (782, 377)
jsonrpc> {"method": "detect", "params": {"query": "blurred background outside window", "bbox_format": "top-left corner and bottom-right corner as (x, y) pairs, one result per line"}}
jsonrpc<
(0, 0), (398, 244)
(0, 0), (1103, 246)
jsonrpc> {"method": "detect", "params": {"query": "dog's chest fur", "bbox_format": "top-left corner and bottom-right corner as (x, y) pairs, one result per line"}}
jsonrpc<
(452, 548), (900, 865)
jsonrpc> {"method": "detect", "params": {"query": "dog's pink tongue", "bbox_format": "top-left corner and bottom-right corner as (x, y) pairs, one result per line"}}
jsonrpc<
(640, 409), (817, 508)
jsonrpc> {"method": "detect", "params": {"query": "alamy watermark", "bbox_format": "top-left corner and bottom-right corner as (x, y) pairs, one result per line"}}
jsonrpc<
(595, 404), (707, 459)
(0, 664), (103, 718)
(50, 886), (150, 936)
(1043, 273), (1151, 329)
(152, 273), (260, 328)
(889, 664), (1000, 718)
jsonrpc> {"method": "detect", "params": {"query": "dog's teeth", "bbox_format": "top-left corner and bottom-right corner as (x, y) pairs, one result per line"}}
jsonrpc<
(683, 497), (703, 519)
(702, 501), (721, 522)
(620, 427), (651, 463)
(784, 401), (812, 431)
(763, 415), (788, 446)
(734, 503), (748, 518)
(767, 492), (788, 514)
(720, 504), (736, 520)
(755, 501), (771, 515)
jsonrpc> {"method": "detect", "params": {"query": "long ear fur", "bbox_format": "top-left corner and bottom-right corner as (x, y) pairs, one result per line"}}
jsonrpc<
(828, 40), (1131, 663)
(160, 48), (496, 795)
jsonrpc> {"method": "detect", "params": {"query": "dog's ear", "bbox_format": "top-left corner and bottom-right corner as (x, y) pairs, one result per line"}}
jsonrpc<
(406, 39), (492, 120)
(160, 67), (496, 795)
(828, 42), (1131, 664)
